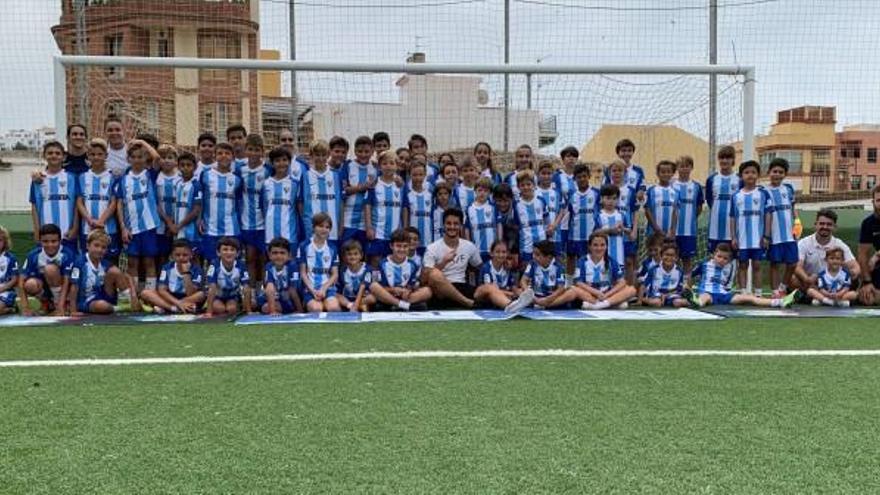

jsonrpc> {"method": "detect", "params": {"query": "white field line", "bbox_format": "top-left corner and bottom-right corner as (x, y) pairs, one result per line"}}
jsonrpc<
(2, 349), (880, 368)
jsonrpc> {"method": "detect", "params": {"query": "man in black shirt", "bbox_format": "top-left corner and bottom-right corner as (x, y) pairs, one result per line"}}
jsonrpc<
(857, 185), (880, 305)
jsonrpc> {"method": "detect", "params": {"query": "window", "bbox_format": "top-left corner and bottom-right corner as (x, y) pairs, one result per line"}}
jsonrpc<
(868, 176), (877, 190)
(869, 148), (878, 164)
(759, 150), (803, 174)
(145, 100), (160, 136)
(851, 175), (862, 190)
(105, 34), (124, 78)
(198, 33), (240, 80)
(200, 102), (239, 135)
(105, 100), (125, 119)
(152, 30), (172, 58)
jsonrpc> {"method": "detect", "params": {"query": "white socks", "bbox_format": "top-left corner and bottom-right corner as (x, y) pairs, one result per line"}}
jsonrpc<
(397, 300), (411, 311)
(144, 277), (157, 291)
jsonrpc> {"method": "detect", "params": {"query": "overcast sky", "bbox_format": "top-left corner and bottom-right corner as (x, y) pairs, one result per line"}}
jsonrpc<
(2, 0), (879, 150)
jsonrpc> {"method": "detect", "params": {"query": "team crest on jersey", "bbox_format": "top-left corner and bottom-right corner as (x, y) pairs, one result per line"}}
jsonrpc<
(139, 177), (147, 186)
(323, 254), (330, 264)
(58, 180), (66, 188)
(283, 185), (290, 194)
(101, 181), (110, 188)
(70, 267), (80, 279)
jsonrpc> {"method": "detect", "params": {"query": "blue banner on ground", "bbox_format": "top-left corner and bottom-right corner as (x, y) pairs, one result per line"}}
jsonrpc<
(521, 308), (722, 321)
(0, 316), (79, 327)
(703, 306), (880, 318)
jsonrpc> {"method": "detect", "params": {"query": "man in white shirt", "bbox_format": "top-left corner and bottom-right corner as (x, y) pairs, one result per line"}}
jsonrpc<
(423, 208), (483, 308)
(104, 116), (128, 176)
(794, 209), (860, 290)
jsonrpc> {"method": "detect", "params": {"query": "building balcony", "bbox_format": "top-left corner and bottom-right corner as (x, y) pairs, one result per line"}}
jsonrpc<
(538, 116), (558, 148)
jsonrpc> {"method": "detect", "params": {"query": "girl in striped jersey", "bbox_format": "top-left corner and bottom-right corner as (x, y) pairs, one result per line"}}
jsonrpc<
(172, 153), (203, 260)
(464, 178), (501, 262)
(369, 229), (432, 311)
(607, 159), (640, 284)
(155, 145), (181, 264)
(689, 243), (796, 308)
(77, 139), (120, 262)
(365, 150), (406, 266)
(237, 134), (271, 289)
(536, 161), (566, 257)
(199, 142), (242, 263)
(116, 140), (162, 291)
(299, 213), (341, 313)
(336, 240), (376, 312)
(642, 243), (688, 308)
(576, 232), (636, 310)
(673, 155), (704, 276)
(705, 145), (741, 253)
(566, 164), (600, 280)
(301, 140), (343, 246)
(141, 239), (205, 314)
(474, 142), (502, 185)
(593, 184), (629, 272)
(475, 240), (529, 310)
(513, 170), (549, 264)
(30, 141), (79, 252)
(403, 161), (432, 256)
(262, 147), (301, 254)
(644, 160), (680, 239)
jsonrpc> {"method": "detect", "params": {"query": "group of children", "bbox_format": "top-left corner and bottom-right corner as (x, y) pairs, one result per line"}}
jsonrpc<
(2, 122), (858, 319)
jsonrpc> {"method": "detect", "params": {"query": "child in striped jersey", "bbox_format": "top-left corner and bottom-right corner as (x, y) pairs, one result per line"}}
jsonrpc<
(593, 184), (630, 272)
(439, 161), (460, 189)
(20, 224), (76, 315)
(430, 182), (453, 245)
(336, 240), (376, 312)
(453, 157), (479, 211)
(606, 159), (640, 284)
(340, 136), (377, 247)
(642, 243), (688, 308)
(403, 161), (432, 255)
(464, 177), (501, 262)
(566, 163), (600, 281)
(515, 240), (578, 310)
(299, 213), (341, 313)
(140, 239), (205, 314)
(199, 142), (242, 263)
(68, 230), (141, 315)
(476, 240), (532, 311)
(405, 227), (423, 272)
(536, 160), (566, 257)
(603, 139), (647, 204)
(155, 145), (181, 265)
(301, 139), (343, 246)
(116, 140), (162, 291)
(369, 229), (432, 311)
(503, 144), (534, 198)
(237, 134), (270, 289)
(205, 237), (252, 317)
(729, 160), (769, 295)
(328, 136), (350, 172)
(172, 152), (203, 261)
(77, 139), (121, 262)
(689, 243), (796, 308)
(365, 150), (406, 265)
(226, 124), (248, 170)
(30, 141), (79, 253)
(262, 146), (301, 252)
(806, 248), (857, 307)
(554, 148), (578, 262)
(259, 237), (303, 315)
(513, 170), (549, 264)
(576, 232), (637, 310)
(705, 145), (741, 253)
(0, 227), (23, 315)
(636, 232), (665, 301)
(673, 155), (704, 277)
(195, 132), (216, 178)
(764, 157), (800, 297)
(645, 160), (680, 240)
(474, 142), (502, 185)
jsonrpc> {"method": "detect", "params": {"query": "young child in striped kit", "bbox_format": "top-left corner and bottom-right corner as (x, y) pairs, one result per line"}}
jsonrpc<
(705, 145), (741, 253)
(403, 161), (432, 256)
(453, 156), (479, 211)
(593, 184), (629, 272)
(299, 213), (341, 313)
(262, 146), (301, 255)
(644, 160), (679, 240)
(237, 134), (270, 290)
(336, 240), (376, 313)
(606, 159), (640, 284)
(301, 140), (343, 247)
(729, 160), (768, 295)
(369, 229), (432, 311)
(155, 145), (181, 265)
(764, 157), (800, 297)
(365, 150), (405, 266)
(0, 227), (22, 315)
(806, 247), (857, 307)
(141, 239), (205, 314)
(172, 152), (203, 261)
(30, 140), (79, 253)
(576, 232), (636, 310)
(205, 236), (251, 317)
(689, 243), (795, 308)
(464, 177), (500, 262)
(77, 138), (120, 262)
(513, 170), (549, 265)
(20, 224), (76, 315)
(477, 240), (530, 310)
(259, 237), (303, 315)
(673, 155), (703, 277)
(642, 243), (688, 308)
(199, 142), (242, 263)
(68, 229), (141, 315)
(514, 240), (577, 310)
(566, 163), (600, 284)
(116, 140), (162, 292)
(536, 160), (565, 258)
(340, 135), (377, 246)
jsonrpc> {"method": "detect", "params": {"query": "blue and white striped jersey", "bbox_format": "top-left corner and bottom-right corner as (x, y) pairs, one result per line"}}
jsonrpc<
(378, 256), (420, 289)
(154, 171), (180, 235)
(674, 179), (703, 237)
(536, 185), (563, 243)
(194, 160), (214, 179)
(298, 240), (338, 289)
(236, 162), (271, 231)
(764, 183), (796, 245)
(0, 252), (19, 287)
(368, 179), (405, 240)
(339, 263), (372, 299)
(201, 169), (242, 237)
(301, 167), (342, 241)
(596, 210), (626, 269)
(22, 246), (75, 279)
(644, 264), (684, 298)
(465, 201), (497, 255)
(453, 184), (476, 211)
(206, 259), (250, 298)
(705, 172), (741, 241)
(116, 168), (160, 235)
(645, 184), (679, 236)
(405, 187), (433, 248)
(730, 188), (768, 250)
(341, 161), (377, 231)
(430, 203), (448, 244)
(69, 256), (111, 306)
(637, 257), (659, 285)
(523, 259), (565, 297)
(174, 178), (203, 242)
(693, 260), (735, 295)
(78, 170), (118, 235)
(479, 260), (515, 290)
(262, 176), (301, 246)
(29, 170), (78, 234)
(553, 171), (575, 233)
(264, 260), (300, 295)
(817, 268), (851, 292)
(604, 164), (646, 192)
(616, 184), (639, 229)
(567, 187), (600, 242)
(577, 256), (623, 292)
(158, 261), (205, 296)
(513, 196), (548, 255)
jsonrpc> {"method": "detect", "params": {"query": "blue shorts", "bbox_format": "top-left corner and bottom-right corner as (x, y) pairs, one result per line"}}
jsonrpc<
(567, 240), (589, 258)
(156, 234), (173, 259)
(676, 236), (697, 260)
(80, 232), (122, 259)
(0, 290), (16, 308)
(706, 291), (733, 305)
(256, 294), (296, 314)
(126, 229), (159, 257)
(367, 239), (391, 257)
(216, 293), (242, 304)
(78, 287), (117, 313)
(241, 229), (265, 250)
(624, 240), (638, 258)
(768, 241), (798, 264)
(341, 228), (367, 248)
(737, 248), (765, 262)
(302, 286), (338, 304)
(551, 239), (565, 257)
(559, 229), (569, 246)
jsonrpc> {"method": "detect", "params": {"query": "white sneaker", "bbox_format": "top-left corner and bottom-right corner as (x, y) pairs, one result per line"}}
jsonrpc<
(581, 301), (594, 310)
(837, 300), (850, 308)
(811, 299), (821, 306)
(504, 288), (535, 314)
(616, 301), (629, 310)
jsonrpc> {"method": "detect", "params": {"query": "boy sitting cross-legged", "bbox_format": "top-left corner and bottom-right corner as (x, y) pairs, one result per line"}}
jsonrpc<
(140, 239), (206, 314)
(205, 236), (252, 317)
(689, 242), (797, 308)
(68, 229), (141, 315)
(369, 229), (433, 311)
(259, 237), (304, 315)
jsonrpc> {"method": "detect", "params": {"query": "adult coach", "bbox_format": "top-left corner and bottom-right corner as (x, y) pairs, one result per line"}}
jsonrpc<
(423, 208), (482, 308)
(857, 186), (880, 305)
(793, 208), (860, 290)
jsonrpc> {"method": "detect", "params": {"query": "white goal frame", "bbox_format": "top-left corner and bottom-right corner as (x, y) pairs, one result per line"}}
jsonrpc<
(53, 55), (755, 160)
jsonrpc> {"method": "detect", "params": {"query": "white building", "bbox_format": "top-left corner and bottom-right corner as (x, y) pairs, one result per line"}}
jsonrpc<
(0, 127), (57, 151)
(305, 73), (556, 152)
